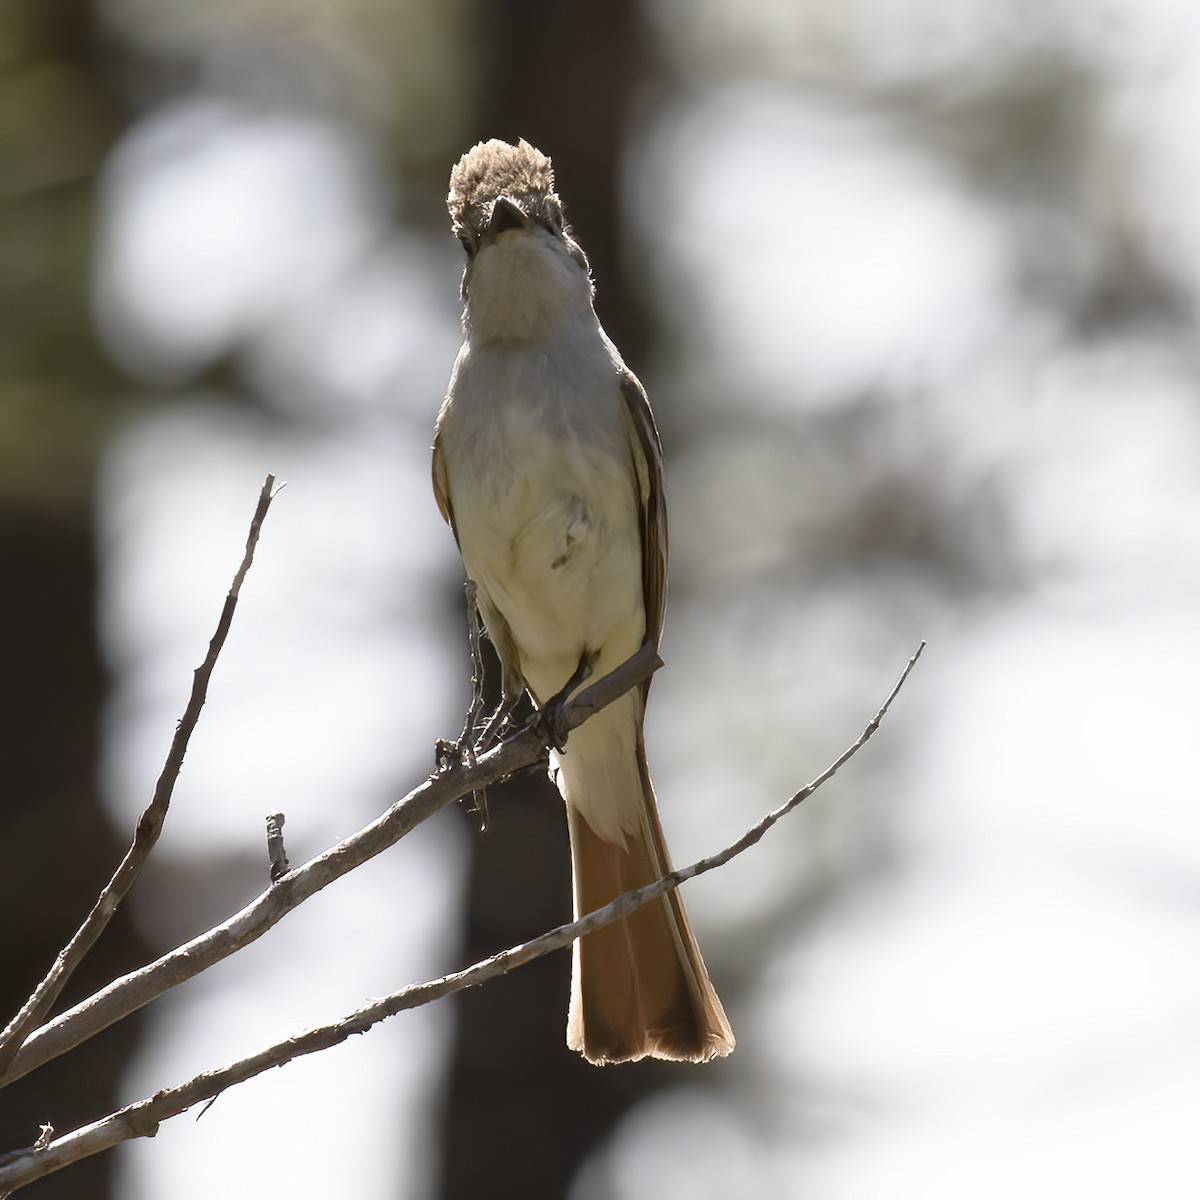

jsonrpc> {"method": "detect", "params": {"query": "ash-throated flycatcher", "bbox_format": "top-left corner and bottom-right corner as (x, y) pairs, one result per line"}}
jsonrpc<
(432, 139), (734, 1064)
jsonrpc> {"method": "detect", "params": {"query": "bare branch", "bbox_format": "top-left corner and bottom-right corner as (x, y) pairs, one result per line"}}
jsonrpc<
(0, 643), (923, 1195)
(0, 475), (282, 1080)
(677, 639), (926, 874)
(0, 642), (663, 1089)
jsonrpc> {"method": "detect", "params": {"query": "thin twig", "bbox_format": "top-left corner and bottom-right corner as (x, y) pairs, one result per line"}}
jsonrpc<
(0, 642), (923, 1194)
(0, 475), (282, 1081)
(0, 642), (664, 1090)
(461, 579), (487, 753)
(459, 580), (488, 824)
(678, 639), (926, 873)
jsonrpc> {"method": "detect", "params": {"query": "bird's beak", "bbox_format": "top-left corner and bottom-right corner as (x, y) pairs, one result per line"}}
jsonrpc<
(486, 195), (528, 237)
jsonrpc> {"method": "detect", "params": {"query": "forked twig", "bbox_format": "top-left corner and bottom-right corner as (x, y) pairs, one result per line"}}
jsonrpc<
(0, 475), (281, 1080)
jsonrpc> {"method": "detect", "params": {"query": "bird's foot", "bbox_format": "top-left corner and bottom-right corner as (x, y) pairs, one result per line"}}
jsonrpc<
(533, 652), (595, 754)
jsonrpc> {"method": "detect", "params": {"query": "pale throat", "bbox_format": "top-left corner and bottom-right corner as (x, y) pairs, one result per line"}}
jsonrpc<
(464, 229), (594, 343)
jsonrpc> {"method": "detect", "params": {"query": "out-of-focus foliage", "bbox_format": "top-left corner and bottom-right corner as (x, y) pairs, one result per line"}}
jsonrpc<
(0, 0), (128, 508)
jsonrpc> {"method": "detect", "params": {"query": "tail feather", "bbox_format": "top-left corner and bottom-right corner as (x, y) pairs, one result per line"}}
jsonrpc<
(559, 704), (734, 1065)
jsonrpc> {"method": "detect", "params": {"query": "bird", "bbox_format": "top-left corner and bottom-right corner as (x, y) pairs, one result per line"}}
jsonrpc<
(432, 138), (733, 1065)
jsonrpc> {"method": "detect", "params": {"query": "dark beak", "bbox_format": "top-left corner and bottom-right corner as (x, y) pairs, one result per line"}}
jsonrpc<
(486, 195), (528, 236)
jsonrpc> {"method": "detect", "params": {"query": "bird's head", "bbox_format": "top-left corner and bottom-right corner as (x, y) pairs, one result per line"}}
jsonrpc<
(448, 139), (594, 339)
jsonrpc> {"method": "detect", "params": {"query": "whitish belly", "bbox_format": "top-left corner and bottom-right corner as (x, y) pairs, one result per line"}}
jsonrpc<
(449, 419), (645, 702)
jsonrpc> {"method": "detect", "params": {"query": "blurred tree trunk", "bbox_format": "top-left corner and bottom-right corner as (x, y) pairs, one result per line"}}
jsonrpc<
(432, 3), (670, 1198)
(0, 507), (149, 1200)
(0, 2), (150, 1196)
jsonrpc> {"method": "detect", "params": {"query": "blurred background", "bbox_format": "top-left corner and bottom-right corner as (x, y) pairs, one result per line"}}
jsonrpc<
(3, 0), (1200, 1196)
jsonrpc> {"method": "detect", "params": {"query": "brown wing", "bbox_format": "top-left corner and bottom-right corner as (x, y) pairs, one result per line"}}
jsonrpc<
(432, 424), (528, 701)
(431, 428), (458, 541)
(619, 371), (668, 654)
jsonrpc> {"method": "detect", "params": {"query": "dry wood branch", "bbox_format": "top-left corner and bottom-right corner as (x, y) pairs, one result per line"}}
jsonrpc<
(0, 642), (663, 1090)
(0, 643), (923, 1195)
(0, 475), (281, 1081)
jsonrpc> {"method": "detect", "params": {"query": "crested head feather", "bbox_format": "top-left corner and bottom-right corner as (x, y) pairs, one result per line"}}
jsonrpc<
(448, 139), (561, 241)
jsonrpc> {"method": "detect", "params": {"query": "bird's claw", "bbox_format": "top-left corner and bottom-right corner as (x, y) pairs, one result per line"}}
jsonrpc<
(536, 701), (571, 754)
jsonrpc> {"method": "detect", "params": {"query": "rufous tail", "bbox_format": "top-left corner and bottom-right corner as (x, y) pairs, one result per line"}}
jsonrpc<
(560, 712), (734, 1065)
